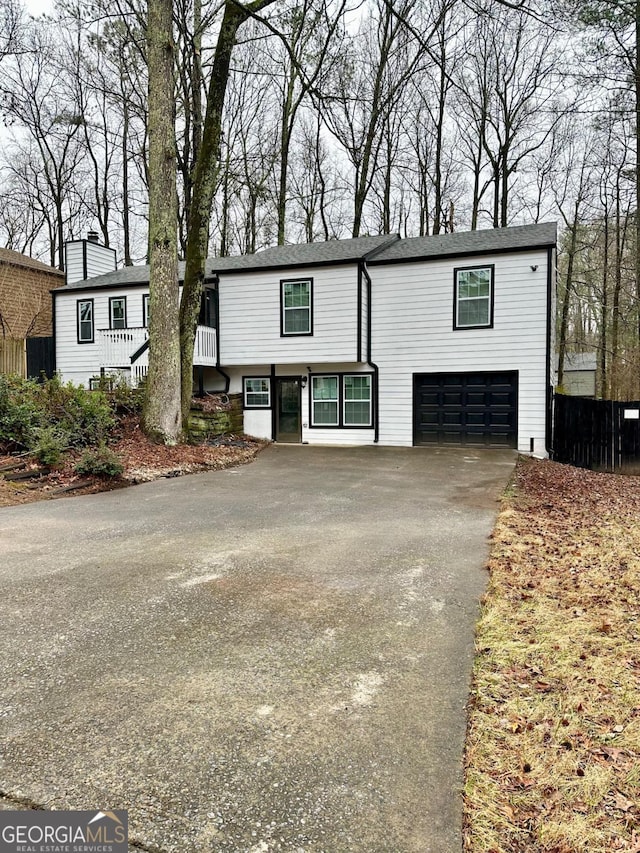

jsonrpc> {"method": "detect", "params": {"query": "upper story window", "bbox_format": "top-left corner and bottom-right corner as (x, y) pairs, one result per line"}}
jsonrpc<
(454, 265), (494, 330)
(77, 299), (94, 344)
(109, 296), (127, 329)
(143, 294), (150, 327)
(281, 278), (312, 336)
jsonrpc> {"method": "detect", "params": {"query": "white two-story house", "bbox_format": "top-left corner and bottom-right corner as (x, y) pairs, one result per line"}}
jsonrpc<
(53, 223), (556, 453)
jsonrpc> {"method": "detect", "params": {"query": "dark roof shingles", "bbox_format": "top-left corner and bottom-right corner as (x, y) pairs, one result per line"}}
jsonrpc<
(368, 222), (557, 264)
(56, 225), (557, 291)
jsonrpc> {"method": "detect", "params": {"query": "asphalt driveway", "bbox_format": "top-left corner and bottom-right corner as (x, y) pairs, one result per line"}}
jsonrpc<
(0, 445), (514, 852)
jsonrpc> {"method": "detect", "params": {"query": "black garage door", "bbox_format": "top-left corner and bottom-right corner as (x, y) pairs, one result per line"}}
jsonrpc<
(414, 371), (518, 447)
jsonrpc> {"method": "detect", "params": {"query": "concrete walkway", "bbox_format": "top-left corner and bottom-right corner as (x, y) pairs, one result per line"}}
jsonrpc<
(0, 445), (514, 852)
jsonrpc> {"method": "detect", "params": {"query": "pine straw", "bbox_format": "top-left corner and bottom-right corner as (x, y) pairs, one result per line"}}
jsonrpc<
(464, 458), (640, 853)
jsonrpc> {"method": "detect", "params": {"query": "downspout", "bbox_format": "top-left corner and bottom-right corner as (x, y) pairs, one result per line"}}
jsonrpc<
(216, 366), (230, 393)
(270, 363), (277, 441)
(360, 261), (379, 443)
(51, 290), (57, 376)
(545, 245), (554, 457)
(212, 274), (230, 392)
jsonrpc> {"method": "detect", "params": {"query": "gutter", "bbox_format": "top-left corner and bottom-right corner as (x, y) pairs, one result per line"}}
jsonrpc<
(360, 260), (379, 444)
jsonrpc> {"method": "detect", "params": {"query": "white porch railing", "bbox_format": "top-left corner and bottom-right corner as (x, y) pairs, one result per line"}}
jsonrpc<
(99, 325), (217, 386)
(99, 327), (148, 368)
(194, 325), (217, 366)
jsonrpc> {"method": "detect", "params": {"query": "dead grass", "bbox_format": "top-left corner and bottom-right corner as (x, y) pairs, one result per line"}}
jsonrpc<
(464, 457), (640, 853)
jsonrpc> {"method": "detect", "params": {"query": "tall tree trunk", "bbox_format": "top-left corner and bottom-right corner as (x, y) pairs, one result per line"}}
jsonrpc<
(277, 73), (295, 245)
(122, 99), (132, 266)
(599, 217), (609, 399)
(611, 187), (622, 398)
(557, 211), (579, 389)
(180, 0), (277, 429)
(432, 30), (447, 235)
(143, 0), (182, 444)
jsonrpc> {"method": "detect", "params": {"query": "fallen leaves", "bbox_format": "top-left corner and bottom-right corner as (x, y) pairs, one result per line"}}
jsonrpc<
(464, 457), (640, 853)
(0, 413), (265, 506)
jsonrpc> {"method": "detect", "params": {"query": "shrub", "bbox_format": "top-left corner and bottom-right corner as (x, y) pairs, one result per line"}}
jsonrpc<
(74, 444), (124, 478)
(0, 375), (42, 450)
(30, 425), (70, 467)
(0, 376), (117, 455)
(40, 376), (115, 447)
(108, 375), (144, 414)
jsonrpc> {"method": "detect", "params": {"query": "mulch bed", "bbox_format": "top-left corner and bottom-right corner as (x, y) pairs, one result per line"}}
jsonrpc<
(0, 415), (265, 507)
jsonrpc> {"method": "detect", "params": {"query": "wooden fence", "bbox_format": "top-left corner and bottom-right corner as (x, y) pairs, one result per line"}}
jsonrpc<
(0, 337), (26, 377)
(551, 393), (640, 471)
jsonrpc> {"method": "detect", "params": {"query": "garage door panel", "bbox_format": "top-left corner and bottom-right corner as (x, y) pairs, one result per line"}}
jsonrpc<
(414, 371), (518, 448)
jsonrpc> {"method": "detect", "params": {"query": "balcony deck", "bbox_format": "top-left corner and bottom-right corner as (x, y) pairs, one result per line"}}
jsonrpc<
(99, 325), (217, 379)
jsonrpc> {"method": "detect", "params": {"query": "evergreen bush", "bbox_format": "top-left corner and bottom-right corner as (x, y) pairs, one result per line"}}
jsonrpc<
(74, 444), (124, 478)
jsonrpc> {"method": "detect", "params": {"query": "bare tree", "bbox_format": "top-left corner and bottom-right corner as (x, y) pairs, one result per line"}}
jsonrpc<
(1, 20), (87, 267)
(179, 0), (278, 427)
(457, 4), (563, 228)
(143, 0), (182, 443)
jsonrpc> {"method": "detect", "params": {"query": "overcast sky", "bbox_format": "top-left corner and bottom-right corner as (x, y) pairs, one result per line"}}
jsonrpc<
(24, 0), (53, 16)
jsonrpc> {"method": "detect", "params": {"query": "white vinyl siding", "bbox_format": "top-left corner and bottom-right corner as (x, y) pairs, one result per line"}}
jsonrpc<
(64, 240), (116, 285)
(56, 285), (149, 386)
(65, 243), (87, 287)
(219, 264), (359, 364)
(370, 249), (550, 452)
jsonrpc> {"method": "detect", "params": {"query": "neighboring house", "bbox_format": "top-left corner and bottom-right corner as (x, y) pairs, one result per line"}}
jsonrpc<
(0, 247), (65, 376)
(53, 222), (557, 453)
(557, 352), (597, 398)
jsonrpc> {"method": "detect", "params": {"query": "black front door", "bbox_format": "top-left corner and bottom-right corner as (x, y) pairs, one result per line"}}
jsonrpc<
(276, 378), (301, 442)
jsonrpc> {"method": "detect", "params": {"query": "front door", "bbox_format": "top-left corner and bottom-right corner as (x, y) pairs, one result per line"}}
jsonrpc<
(276, 378), (301, 442)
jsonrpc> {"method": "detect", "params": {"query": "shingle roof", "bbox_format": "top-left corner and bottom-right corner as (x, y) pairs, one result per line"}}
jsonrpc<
(368, 222), (557, 264)
(56, 260), (190, 292)
(0, 247), (64, 276)
(212, 234), (399, 272)
(55, 225), (557, 291)
(55, 235), (399, 291)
